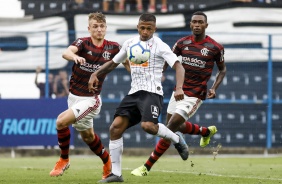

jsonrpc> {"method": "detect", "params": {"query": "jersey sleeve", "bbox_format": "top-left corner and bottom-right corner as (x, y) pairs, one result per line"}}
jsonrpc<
(172, 41), (181, 57)
(215, 45), (225, 64)
(71, 38), (84, 52)
(159, 40), (179, 68)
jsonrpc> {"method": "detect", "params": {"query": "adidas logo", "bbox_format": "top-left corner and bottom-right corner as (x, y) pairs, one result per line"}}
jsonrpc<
(87, 51), (92, 55)
(184, 47), (189, 50)
(76, 109), (80, 113)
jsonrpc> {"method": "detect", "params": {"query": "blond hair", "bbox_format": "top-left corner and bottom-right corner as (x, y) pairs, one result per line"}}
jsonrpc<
(88, 12), (106, 23)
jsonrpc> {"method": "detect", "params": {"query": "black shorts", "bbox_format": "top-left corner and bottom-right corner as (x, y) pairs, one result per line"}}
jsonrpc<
(114, 90), (163, 129)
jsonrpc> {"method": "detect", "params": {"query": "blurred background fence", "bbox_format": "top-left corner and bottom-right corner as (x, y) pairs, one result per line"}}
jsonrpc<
(0, 30), (281, 150)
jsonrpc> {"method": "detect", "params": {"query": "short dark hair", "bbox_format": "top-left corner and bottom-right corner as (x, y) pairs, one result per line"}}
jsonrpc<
(192, 11), (207, 22)
(139, 13), (156, 23)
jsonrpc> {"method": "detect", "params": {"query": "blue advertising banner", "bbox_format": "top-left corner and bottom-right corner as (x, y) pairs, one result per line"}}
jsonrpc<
(0, 99), (72, 147)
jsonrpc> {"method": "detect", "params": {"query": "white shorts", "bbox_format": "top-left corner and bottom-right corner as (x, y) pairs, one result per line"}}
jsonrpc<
(167, 91), (203, 120)
(68, 93), (102, 132)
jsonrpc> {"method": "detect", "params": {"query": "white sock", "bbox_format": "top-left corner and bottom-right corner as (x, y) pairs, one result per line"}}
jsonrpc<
(109, 137), (123, 177)
(157, 123), (179, 144)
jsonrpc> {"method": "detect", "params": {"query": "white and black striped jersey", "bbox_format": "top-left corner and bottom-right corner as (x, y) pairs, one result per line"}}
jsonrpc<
(113, 36), (178, 96)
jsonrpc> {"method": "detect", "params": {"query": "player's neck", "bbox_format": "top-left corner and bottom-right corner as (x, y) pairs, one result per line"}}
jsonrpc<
(91, 38), (105, 48)
(193, 34), (206, 43)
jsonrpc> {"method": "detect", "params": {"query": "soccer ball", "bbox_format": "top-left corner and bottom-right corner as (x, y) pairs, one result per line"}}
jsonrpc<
(127, 41), (150, 64)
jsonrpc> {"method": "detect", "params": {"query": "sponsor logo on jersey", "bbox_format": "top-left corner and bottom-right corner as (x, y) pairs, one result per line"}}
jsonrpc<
(182, 57), (206, 68)
(79, 62), (101, 72)
(130, 61), (149, 67)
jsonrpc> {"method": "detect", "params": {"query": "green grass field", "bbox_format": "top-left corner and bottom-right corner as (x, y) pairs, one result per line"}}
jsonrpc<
(0, 155), (281, 184)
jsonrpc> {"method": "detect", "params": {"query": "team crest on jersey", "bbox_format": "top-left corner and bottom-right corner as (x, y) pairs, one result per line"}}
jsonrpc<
(102, 51), (111, 60)
(151, 105), (159, 118)
(201, 48), (209, 56)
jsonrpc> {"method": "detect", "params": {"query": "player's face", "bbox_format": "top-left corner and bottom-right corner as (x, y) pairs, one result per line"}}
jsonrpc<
(88, 19), (107, 41)
(137, 21), (156, 41)
(190, 15), (208, 36)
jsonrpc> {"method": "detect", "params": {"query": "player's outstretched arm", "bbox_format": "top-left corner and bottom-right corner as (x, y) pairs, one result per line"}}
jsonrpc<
(88, 60), (119, 93)
(62, 45), (86, 65)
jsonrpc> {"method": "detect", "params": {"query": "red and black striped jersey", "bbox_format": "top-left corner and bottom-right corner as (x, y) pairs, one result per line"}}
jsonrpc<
(172, 35), (225, 100)
(69, 37), (120, 96)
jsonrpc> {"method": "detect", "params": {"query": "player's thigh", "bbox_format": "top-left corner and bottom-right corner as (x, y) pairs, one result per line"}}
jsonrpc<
(166, 91), (177, 114)
(56, 108), (76, 128)
(114, 94), (141, 127)
(167, 92), (202, 119)
(68, 93), (102, 131)
(139, 92), (163, 124)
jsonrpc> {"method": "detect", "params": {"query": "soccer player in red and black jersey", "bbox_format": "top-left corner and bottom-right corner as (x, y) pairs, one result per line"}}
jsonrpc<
(131, 11), (227, 176)
(49, 12), (129, 179)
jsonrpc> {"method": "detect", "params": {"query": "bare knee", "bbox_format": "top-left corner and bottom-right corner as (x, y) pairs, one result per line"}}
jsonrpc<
(81, 134), (94, 144)
(56, 116), (68, 130)
(80, 129), (95, 144)
(109, 116), (128, 140)
(109, 123), (125, 140)
(56, 110), (76, 130)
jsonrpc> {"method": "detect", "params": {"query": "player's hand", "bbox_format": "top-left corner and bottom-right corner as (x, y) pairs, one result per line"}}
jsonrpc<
(88, 73), (99, 93)
(207, 89), (216, 99)
(36, 66), (42, 73)
(174, 87), (184, 101)
(73, 55), (86, 65)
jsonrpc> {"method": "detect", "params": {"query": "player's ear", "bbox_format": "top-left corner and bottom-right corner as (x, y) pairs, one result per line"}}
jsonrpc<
(206, 23), (208, 28)
(154, 27), (157, 32)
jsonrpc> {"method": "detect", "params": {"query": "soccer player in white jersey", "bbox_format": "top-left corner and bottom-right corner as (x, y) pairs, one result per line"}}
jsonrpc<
(88, 13), (188, 183)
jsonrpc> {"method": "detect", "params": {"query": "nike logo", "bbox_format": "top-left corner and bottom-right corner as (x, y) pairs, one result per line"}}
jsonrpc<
(153, 116), (158, 118)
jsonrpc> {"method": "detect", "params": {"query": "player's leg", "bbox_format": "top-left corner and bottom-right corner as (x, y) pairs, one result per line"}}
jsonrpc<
(131, 112), (187, 176)
(97, 116), (128, 183)
(71, 95), (111, 179)
(98, 94), (137, 183)
(79, 128), (111, 179)
(138, 92), (188, 160)
(178, 121), (217, 147)
(49, 108), (75, 176)
(171, 96), (216, 147)
(132, 94), (202, 176)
